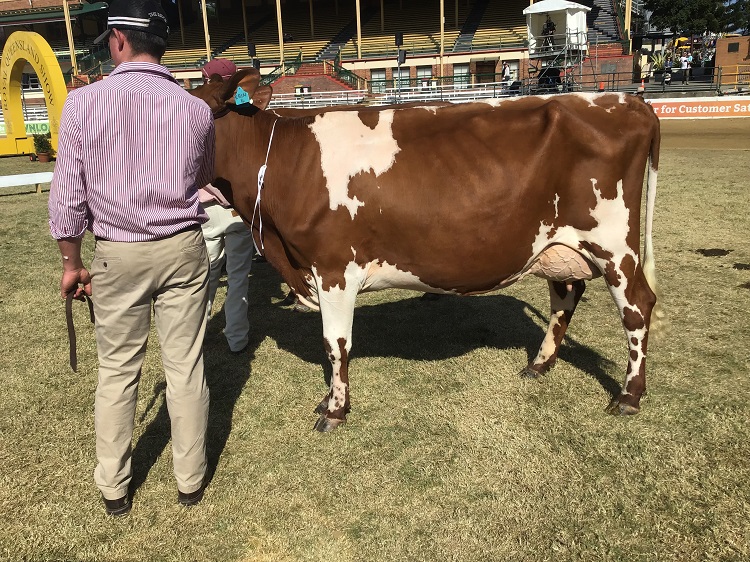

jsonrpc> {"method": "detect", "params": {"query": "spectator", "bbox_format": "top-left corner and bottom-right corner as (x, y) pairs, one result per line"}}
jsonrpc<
(542, 15), (556, 49)
(48, 0), (214, 516)
(680, 52), (689, 84)
(201, 58), (255, 354)
(501, 61), (511, 82)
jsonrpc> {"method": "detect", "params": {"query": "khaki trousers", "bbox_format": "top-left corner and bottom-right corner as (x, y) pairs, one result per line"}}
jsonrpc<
(90, 227), (210, 500)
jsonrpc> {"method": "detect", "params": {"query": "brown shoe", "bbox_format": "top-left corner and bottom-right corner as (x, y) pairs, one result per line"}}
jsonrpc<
(102, 494), (131, 517)
(178, 483), (205, 507)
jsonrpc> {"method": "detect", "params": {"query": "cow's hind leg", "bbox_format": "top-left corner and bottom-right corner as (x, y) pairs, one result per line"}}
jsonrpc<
(312, 273), (360, 433)
(602, 265), (656, 416)
(521, 280), (586, 378)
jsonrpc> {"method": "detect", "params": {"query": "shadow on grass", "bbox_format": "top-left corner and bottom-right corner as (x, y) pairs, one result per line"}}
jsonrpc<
(129, 260), (619, 496)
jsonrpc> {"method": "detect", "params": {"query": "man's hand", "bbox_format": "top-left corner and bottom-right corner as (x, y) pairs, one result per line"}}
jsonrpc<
(61, 267), (92, 300)
(57, 237), (91, 300)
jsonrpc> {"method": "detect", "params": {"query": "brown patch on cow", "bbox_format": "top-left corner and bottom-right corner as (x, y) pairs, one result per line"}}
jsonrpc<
(337, 338), (350, 385)
(630, 350), (638, 361)
(619, 254), (637, 280)
(329, 338), (351, 416)
(733, 263), (750, 270)
(696, 248), (731, 257)
(631, 337), (638, 345)
(622, 307), (645, 331)
(579, 243), (620, 286)
(357, 111), (380, 130)
(579, 242), (614, 261)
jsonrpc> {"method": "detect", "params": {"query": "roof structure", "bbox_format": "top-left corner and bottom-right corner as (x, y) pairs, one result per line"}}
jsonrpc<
(523, 0), (591, 15)
(0, 1), (106, 27)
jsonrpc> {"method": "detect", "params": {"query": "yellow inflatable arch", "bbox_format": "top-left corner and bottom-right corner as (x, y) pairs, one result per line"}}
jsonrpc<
(1, 31), (68, 155)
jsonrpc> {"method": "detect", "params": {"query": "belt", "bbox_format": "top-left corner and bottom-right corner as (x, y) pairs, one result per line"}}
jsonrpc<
(65, 292), (94, 372)
(95, 224), (201, 242)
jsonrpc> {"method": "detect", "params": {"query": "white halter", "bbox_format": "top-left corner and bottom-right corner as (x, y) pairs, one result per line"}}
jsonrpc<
(251, 118), (278, 254)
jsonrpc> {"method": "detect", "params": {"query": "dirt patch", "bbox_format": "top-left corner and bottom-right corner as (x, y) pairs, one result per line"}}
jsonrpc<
(659, 118), (750, 150)
(696, 248), (732, 257)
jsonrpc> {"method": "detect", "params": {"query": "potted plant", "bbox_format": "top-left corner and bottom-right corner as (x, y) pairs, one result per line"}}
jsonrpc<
(33, 133), (53, 163)
(650, 53), (665, 78)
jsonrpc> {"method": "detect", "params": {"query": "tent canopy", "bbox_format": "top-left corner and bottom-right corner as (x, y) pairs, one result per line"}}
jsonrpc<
(523, 0), (591, 15)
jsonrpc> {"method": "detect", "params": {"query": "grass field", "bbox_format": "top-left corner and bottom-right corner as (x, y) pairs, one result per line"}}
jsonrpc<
(0, 118), (749, 562)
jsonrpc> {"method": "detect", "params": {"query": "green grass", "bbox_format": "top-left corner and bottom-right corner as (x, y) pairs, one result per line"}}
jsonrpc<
(0, 123), (749, 562)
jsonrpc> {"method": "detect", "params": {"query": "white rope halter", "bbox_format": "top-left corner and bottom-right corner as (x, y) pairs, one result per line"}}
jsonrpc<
(251, 118), (278, 254)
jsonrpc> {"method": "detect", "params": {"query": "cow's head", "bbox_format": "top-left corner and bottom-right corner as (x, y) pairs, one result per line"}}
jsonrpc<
(190, 67), (273, 115)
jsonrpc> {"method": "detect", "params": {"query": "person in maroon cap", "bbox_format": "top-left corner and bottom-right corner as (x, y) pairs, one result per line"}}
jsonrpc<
(49, 0), (213, 516)
(199, 60), (256, 354)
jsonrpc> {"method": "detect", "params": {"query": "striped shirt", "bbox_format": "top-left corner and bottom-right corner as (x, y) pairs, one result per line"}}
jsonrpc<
(49, 61), (215, 242)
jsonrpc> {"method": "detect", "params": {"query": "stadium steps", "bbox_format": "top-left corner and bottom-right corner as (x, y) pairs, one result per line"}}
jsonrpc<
(317, 6), (378, 61)
(578, 0), (623, 44)
(452, 0), (489, 52)
(295, 62), (326, 76)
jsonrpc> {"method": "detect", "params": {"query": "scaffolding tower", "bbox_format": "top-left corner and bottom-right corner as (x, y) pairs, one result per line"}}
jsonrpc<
(523, 0), (591, 93)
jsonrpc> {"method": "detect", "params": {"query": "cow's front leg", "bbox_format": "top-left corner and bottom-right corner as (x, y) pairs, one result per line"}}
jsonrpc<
(521, 280), (586, 378)
(312, 269), (360, 433)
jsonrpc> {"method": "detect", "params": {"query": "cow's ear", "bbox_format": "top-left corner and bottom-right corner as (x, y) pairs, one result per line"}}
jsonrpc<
(226, 68), (260, 101)
(252, 85), (273, 110)
(190, 80), (228, 114)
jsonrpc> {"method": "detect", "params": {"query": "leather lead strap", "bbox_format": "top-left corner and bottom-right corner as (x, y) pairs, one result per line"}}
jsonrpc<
(65, 292), (95, 372)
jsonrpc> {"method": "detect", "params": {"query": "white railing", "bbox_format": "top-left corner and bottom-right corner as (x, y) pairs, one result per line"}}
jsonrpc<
(267, 90), (368, 109)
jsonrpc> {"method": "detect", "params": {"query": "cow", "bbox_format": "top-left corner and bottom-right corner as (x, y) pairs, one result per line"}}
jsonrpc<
(191, 69), (661, 432)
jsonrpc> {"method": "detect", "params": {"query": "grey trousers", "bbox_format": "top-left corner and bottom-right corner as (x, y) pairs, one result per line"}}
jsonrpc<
(90, 227), (210, 500)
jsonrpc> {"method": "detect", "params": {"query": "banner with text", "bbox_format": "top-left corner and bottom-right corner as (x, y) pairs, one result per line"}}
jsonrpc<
(0, 120), (50, 135)
(647, 96), (750, 119)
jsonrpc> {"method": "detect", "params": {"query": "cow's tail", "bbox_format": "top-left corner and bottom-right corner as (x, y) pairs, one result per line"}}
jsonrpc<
(643, 124), (666, 339)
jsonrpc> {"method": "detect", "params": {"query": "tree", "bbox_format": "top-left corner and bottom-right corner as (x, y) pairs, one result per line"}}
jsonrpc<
(644, 0), (725, 34)
(722, 0), (749, 33)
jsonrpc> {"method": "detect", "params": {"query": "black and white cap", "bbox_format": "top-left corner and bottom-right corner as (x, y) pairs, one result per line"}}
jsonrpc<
(94, 0), (170, 44)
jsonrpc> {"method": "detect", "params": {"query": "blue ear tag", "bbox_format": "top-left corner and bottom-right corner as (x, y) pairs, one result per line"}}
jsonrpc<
(234, 86), (251, 105)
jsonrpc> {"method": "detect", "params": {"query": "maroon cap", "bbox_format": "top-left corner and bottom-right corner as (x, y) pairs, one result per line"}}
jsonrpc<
(202, 58), (238, 80)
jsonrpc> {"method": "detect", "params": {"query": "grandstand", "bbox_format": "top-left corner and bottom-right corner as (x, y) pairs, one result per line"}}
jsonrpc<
(0, 0), (644, 105)
(339, 0), (469, 60)
(468, 0), (528, 52)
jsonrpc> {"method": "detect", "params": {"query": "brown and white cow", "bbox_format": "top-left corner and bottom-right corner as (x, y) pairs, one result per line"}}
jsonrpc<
(192, 69), (661, 432)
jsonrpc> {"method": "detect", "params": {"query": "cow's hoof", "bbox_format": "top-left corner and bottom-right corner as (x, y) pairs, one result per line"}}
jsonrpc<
(519, 366), (542, 379)
(314, 398), (328, 415)
(313, 415), (345, 433)
(605, 397), (640, 416)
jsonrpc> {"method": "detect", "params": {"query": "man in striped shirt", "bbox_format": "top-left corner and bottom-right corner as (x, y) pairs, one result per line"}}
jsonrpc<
(48, 0), (215, 516)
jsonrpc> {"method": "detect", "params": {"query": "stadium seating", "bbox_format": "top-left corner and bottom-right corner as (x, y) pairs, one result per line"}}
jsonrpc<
(339, 1), (468, 60)
(218, 3), (357, 66)
(470, 0), (527, 51)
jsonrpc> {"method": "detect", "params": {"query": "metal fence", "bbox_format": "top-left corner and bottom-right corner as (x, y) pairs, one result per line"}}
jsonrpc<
(11, 66), (748, 120)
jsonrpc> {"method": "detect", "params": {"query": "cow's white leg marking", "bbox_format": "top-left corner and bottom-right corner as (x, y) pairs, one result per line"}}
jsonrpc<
(312, 259), (366, 432)
(309, 111), (401, 219)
